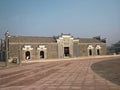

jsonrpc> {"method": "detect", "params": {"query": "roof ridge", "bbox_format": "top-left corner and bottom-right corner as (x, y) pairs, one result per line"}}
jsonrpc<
(11, 35), (53, 38)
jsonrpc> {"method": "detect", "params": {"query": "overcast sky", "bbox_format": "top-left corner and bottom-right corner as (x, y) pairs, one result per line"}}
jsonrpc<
(0, 0), (120, 45)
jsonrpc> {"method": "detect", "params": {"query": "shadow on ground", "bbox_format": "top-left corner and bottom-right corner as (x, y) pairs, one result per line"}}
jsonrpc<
(91, 59), (120, 85)
(0, 61), (21, 69)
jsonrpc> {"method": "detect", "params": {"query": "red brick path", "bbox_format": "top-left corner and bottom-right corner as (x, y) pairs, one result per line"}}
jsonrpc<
(0, 56), (120, 90)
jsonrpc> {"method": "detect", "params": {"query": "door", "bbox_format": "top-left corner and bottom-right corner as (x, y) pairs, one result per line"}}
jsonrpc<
(25, 51), (30, 60)
(40, 51), (44, 58)
(89, 49), (92, 56)
(64, 47), (69, 56)
(97, 49), (100, 55)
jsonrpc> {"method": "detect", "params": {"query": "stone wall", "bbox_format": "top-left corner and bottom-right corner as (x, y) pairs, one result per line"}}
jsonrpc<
(79, 44), (88, 56)
(79, 43), (106, 57)
(9, 44), (20, 58)
(9, 43), (58, 60)
(9, 43), (106, 60)
(46, 44), (58, 59)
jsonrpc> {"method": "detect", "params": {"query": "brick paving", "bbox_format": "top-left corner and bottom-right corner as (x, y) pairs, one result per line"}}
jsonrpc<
(0, 56), (120, 90)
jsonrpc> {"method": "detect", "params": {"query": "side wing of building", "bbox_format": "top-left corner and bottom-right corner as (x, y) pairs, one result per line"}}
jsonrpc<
(8, 36), (58, 60)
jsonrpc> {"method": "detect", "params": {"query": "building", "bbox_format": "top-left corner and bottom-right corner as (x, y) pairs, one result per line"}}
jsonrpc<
(0, 39), (5, 61)
(5, 32), (106, 61)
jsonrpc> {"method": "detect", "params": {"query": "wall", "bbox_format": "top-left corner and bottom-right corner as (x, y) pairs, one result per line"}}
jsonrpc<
(46, 44), (58, 59)
(79, 43), (106, 57)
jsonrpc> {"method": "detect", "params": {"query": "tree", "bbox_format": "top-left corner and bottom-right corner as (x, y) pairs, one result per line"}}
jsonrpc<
(109, 41), (120, 54)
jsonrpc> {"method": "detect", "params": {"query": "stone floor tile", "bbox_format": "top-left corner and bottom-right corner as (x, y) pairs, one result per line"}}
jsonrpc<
(0, 56), (120, 90)
(57, 85), (71, 90)
(46, 87), (58, 90)
(82, 85), (96, 90)
(71, 86), (82, 90)
(109, 86), (120, 90)
(95, 85), (110, 90)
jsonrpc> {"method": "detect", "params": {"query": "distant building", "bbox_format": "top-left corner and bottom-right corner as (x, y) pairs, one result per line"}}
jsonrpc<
(5, 33), (106, 60)
(0, 39), (5, 61)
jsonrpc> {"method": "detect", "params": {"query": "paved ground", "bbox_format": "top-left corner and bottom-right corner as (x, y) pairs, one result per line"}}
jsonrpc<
(0, 56), (120, 90)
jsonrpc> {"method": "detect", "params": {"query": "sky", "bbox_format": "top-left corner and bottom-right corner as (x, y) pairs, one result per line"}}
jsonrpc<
(0, 0), (120, 46)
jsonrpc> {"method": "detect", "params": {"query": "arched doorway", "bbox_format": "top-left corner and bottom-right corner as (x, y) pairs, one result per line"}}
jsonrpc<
(89, 49), (92, 56)
(25, 51), (30, 60)
(96, 45), (101, 55)
(88, 45), (94, 56)
(64, 47), (69, 56)
(40, 51), (44, 58)
(97, 49), (100, 55)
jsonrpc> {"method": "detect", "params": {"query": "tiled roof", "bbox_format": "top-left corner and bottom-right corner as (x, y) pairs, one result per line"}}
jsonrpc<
(78, 38), (103, 43)
(9, 36), (104, 44)
(9, 36), (57, 43)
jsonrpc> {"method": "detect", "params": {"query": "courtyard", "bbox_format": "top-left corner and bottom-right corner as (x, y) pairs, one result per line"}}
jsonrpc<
(0, 56), (120, 90)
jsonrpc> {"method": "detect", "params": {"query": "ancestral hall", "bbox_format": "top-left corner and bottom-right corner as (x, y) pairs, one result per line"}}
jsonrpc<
(5, 32), (106, 61)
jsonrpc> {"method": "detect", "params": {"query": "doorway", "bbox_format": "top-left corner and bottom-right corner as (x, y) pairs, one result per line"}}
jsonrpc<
(64, 47), (69, 56)
(97, 49), (100, 55)
(25, 51), (30, 60)
(40, 51), (44, 58)
(89, 49), (92, 56)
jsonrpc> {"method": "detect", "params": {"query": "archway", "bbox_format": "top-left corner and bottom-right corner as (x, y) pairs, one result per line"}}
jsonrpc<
(64, 47), (69, 56)
(97, 49), (100, 55)
(40, 51), (44, 58)
(96, 45), (101, 55)
(25, 51), (30, 60)
(89, 49), (92, 56)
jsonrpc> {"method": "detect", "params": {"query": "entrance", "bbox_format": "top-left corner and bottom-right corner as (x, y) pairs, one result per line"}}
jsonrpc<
(89, 49), (92, 56)
(25, 51), (30, 60)
(97, 49), (100, 55)
(64, 47), (69, 56)
(40, 51), (44, 58)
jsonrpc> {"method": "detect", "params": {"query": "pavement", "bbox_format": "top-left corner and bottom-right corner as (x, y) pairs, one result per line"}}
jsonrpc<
(0, 55), (120, 90)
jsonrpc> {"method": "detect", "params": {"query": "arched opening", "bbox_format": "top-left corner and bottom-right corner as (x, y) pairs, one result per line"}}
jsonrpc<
(25, 51), (30, 60)
(89, 49), (92, 56)
(64, 47), (69, 56)
(97, 49), (100, 55)
(88, 45), (94, 56)
(40, 51), (44, 58)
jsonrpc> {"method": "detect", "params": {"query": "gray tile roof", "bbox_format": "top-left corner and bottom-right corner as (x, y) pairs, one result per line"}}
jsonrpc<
(9, 36), (104, 44)
(9, 36), (57, 43)
(78, 38), (103, 43)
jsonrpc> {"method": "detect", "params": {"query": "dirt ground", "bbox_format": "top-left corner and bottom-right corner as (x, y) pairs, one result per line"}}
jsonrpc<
(0, 56), (120, 90)
(91, 57), (120, 85)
